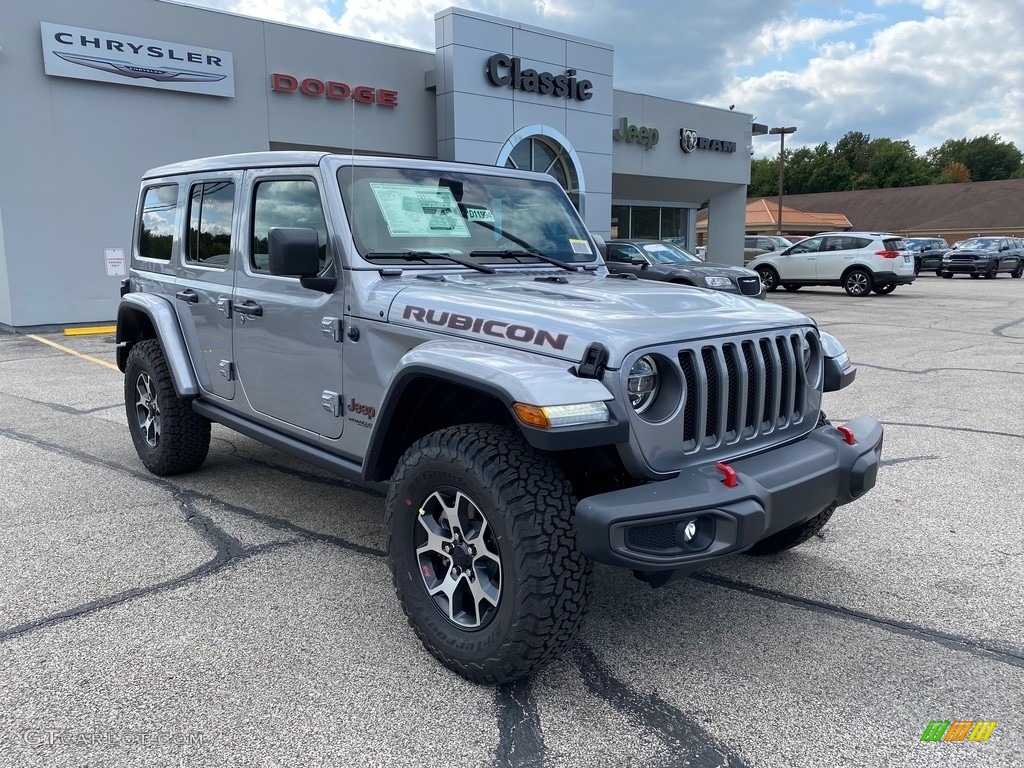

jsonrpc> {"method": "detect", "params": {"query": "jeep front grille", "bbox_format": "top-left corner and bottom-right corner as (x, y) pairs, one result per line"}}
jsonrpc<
(676, 331), (813, 454)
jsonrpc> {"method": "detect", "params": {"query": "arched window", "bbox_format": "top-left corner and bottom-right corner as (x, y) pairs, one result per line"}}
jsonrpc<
(504, 136), (581, 210)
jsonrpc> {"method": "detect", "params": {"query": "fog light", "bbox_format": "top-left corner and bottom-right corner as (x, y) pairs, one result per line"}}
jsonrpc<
(675, 515), (715, 552)
(682, 520), (698, 542)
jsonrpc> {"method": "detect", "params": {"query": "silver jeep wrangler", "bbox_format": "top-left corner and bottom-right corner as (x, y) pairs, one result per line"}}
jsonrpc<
(117, 152), (883, 684)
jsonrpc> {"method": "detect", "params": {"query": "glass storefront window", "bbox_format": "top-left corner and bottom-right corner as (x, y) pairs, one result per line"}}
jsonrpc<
(611, 204), (689, 245)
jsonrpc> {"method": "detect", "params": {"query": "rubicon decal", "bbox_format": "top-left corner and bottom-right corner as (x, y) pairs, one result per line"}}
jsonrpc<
(402, 306), (568, 350)
(41, 23), (234, 97)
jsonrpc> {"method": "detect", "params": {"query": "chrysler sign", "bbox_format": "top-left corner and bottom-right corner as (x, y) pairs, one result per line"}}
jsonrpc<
(40, 23), (235, 97)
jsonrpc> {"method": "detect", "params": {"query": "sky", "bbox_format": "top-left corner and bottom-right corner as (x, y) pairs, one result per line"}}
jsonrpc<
(172, 0), (1024, 158)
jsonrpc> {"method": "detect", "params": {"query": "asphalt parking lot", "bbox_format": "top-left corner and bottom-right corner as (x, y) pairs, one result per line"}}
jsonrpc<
(1, 274), (1022, 767)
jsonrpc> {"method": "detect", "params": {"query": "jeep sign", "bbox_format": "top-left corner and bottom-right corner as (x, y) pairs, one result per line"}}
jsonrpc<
(613, 117), (659, 149)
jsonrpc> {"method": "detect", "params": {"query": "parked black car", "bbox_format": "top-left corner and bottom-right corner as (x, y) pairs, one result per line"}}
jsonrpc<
(903, 237), (949, 275)
(605, 240), (765, 298)
(939, 237), (1024, 279)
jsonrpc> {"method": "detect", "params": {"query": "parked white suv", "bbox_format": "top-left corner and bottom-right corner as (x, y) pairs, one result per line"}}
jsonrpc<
(748, 232), (916, 296)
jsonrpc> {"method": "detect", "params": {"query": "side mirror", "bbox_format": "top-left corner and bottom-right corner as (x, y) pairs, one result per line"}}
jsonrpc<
(269, 227), (335, 292)
(630, 255), (647, 266)
(269, 227), (320, 276)
(591, 233), (608, 259)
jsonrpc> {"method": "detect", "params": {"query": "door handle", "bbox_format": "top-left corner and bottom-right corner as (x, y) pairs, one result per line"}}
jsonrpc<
(235, 301), (263, 317)
(175, 289), (199, 304)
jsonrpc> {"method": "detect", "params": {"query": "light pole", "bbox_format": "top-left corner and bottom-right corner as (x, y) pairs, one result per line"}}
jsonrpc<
(769, 126), (797, 236)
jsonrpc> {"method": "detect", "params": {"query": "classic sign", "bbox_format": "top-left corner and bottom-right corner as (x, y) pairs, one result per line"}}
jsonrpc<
(485, 54), (593, 101)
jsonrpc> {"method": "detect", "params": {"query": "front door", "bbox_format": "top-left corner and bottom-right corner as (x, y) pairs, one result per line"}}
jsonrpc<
(174, 176), (239, 400)
(231, 171), (345, 439)
(780, 236), (823, 280)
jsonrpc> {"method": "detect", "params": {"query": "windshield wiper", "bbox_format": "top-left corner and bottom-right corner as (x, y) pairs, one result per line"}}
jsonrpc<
(469, 249), (580, 272)
(364, 250), (495, 274)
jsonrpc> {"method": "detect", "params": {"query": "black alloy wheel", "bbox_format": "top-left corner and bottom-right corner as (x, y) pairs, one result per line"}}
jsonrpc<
(843, 268), (873, 297)
(756, 266), (779, 292)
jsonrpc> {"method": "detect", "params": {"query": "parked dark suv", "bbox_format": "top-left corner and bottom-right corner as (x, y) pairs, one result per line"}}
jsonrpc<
(940, 237), (1024, 279)
(903, 237), (949, 275)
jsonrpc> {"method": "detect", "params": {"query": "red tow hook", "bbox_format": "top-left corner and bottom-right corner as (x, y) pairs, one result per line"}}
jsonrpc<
(715, 462), (739, 488)
(836, 425), (855, 445)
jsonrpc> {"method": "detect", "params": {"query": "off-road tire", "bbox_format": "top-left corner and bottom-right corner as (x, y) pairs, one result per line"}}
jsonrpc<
(745, 412), (835, 556)
(843, 268), (873, 297)
(386, 424), (592, 684)
(124, 339), (210, 476)
(756, 266), (779, 292)
(1012, 262), (1024, 279)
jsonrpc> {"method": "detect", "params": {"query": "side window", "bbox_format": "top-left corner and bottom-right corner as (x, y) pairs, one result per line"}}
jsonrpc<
(251, 179), (329, 274)
(186, 181), (234, 268)
(138, 184), (178, 261)
(606, 245), (633, 263)
(789, 237), (822, 254)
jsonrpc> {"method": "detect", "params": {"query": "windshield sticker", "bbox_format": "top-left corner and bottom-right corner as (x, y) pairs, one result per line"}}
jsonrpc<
(370, 183), (470, 238)
(569, 238), (592, 254)
(462, 205), (495, 223)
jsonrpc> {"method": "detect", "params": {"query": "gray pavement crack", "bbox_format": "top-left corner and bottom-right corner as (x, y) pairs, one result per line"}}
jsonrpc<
(570, 643), (751, 768)
(856, 363), (1024, 377)
(879, 454), (939, 467)
(494, 679), (546, 768)
(691, 573), (1024, 670)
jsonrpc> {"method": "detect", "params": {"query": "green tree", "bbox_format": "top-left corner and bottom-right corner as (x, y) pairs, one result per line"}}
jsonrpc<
(927, 135), (1023, 181)
(748, 157), (779, 198)
(868, 139), (931, 188)
(834, 131), (873, 176)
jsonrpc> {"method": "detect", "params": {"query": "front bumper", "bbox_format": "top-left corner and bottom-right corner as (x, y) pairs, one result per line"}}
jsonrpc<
(575, 415), (883, 570)
(943, 260), (989, 274)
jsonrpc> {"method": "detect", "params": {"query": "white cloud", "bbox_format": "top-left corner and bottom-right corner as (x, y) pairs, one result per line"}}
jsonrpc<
(172, 0), (1024, 154)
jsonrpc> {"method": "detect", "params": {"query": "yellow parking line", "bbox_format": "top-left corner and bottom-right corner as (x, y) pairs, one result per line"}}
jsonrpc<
(26, 334), (120, 372)
(63, 325), (116, 336)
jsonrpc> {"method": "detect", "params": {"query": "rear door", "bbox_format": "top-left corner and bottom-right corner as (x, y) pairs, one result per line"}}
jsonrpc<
(231, 169), (345, 439)
(816, 235), (873, 279)
(173, 175), (240, 400)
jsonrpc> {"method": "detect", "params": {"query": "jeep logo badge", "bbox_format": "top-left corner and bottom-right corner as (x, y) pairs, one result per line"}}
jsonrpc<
(680, 128), (698, 153)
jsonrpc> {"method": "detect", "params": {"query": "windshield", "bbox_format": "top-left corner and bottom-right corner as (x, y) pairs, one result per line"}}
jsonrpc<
(641, 242), (701, 264)
(957, 238), (999, 251)
(337, 165), (594, 266)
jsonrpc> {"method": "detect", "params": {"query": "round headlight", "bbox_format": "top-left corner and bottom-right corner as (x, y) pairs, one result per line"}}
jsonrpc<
(627, 355), (659, 414)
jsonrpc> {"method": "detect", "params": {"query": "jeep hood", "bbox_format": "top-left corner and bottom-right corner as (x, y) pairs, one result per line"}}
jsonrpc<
(381, 272), (812, 367)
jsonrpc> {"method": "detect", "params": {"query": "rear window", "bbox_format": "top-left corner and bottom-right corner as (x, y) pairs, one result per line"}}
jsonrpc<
(138, 184), (178, 261)
(882, 238), (906, 251)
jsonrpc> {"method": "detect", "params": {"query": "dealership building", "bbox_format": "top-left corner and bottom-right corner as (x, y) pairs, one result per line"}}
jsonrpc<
(1, 0), (754, 329)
